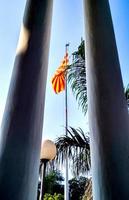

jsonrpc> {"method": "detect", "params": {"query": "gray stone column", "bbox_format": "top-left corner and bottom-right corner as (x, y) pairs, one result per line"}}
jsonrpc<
(83, 0), (129, 199)
(0, 0), (53, 199)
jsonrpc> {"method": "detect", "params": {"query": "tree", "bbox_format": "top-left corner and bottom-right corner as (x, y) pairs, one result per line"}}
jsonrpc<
(44, 170), (64, 195)
(67, 40), (87, 115)
(44, 193), (64, 200)
(69, 176), (87, 200)
(55, 127), (91, 199)
(68, 39), (129, 115)
(55, 40), (129, 199)
(37, 169), (64, 200)
(55, 127), (90, 176)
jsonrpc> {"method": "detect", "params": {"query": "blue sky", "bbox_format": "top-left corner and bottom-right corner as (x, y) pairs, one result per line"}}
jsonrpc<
(0, 0), (129, 142)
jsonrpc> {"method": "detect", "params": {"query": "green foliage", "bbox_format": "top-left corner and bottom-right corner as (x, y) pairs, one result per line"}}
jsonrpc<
(67, 39), (87, 115)
(68, 39), (129, 116)
(37, 169), (64, 199)
(44, 170), (64, 195)
(44, 193), (64, 200)
(55, 127), (90, 176)
(72, 39), (85, 60)
(69, 176), (87, 200)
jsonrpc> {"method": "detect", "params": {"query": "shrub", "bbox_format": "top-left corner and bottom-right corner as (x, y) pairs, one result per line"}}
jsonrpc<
(44, 193), (64, 200)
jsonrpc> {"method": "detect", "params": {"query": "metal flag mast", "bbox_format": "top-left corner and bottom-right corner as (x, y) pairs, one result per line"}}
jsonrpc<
(51, 43), (69, 200)
(65, 43), (69, 200)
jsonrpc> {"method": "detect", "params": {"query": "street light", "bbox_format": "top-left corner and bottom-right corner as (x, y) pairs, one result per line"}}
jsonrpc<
(39, 140), (56, 200)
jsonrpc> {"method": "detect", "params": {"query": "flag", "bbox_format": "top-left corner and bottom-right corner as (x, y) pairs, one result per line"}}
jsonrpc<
(51, 53), (69, 94)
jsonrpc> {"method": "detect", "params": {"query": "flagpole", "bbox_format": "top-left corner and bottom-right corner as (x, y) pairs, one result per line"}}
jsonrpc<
(65, 43), (69, 200)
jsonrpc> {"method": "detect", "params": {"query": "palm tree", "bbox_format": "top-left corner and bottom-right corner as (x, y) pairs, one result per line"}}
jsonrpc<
(55, 127), (92, 200)
(68, 39), (129, 115)
(56, 40), (129, 199)
(67, 40), (87, 115)
(55, 127), (91, 176)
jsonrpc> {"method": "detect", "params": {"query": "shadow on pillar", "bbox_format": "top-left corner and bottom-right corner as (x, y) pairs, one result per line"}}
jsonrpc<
(0, 0), (53, 200)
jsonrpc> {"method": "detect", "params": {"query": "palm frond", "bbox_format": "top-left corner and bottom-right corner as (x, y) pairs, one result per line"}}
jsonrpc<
(66, 39), (87, 115)
(67, 57), (87, 115)
(55, 127), (91, 175)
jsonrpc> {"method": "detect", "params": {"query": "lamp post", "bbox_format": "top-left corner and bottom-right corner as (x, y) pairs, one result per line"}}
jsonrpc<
(39, 140), (56, 200)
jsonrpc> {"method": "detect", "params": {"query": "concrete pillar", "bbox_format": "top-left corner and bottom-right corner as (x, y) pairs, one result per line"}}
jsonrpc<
(0, 0), (53, 199)
(83, 0), (129, 199)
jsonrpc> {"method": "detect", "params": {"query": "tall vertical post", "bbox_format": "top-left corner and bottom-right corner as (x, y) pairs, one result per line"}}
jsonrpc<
(0, 1), (53, 200)
(65, 44), (69, 200)
(83, 0), (129, 199)
(40, 160), (48, 200)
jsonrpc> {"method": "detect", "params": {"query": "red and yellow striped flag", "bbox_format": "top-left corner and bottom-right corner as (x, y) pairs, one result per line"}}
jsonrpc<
(51, 53), (69, 94)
